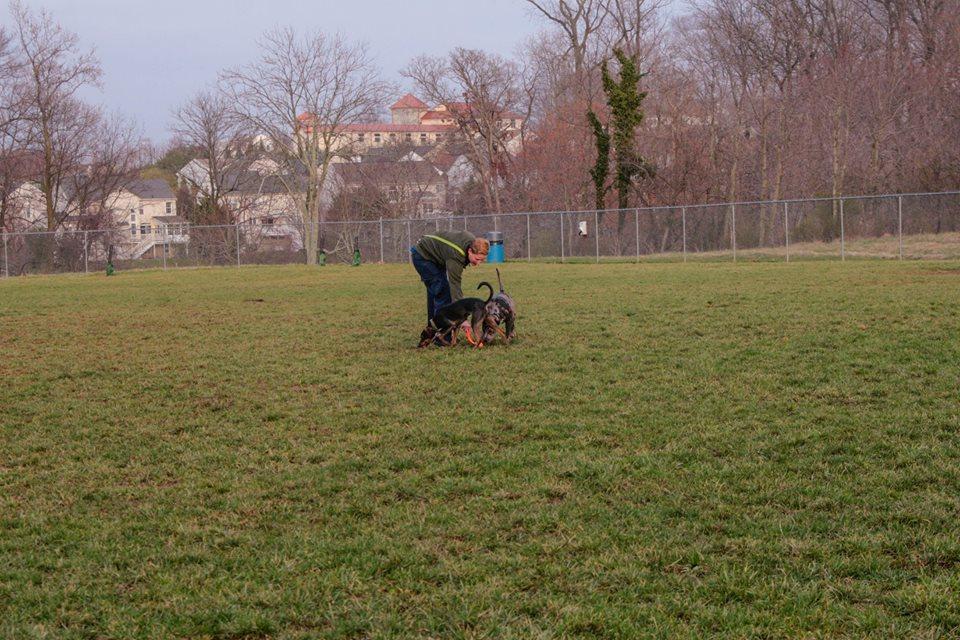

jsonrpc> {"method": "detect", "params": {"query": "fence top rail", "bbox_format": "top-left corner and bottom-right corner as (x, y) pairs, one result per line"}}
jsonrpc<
(363, 189), (960, 224)
(3, 190), (958, 236)
(479, 189), (960, 219)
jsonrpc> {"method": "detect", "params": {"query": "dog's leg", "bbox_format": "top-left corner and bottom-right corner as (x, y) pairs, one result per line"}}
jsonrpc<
(462, 319), (480, 346)
(468, 312), (487, 348)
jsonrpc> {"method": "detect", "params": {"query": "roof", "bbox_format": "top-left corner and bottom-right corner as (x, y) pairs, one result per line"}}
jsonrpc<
(390, 94), (429, 110)
(420, 110), (454, 122)
(126, 178), (174, 199)
(359, 145), (435, 163)
(422, 104), (524, 122)
(220, 171), (301, 195)
(332, 160), (443, 186)
(428, 151), (458, 172)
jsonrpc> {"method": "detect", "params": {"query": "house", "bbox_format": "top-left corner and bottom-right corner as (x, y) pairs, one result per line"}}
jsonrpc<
(109, 179), (186, 259)
(329, 158), (447, 218)
(3, 181), (50, 231)
(1, 151), (47, 231)
(177, 159), (302, 251)
(222, 172), (302, 251)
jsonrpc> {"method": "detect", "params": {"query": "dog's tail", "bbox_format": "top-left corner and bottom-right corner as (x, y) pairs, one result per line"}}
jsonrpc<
(477, 281), (493, 301)
(496, 268), (504, 293)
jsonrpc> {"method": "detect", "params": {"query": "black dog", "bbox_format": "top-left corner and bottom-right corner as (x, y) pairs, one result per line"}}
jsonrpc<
(481, 269), (516, 344)
(419, 282), (496, 348)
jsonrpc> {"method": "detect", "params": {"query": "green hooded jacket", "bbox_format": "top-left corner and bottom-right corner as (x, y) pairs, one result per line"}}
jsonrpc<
(414, 230), (476, 300)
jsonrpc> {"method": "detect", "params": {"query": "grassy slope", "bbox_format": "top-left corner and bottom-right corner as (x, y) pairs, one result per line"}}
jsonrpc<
(1, 262), (959, 639)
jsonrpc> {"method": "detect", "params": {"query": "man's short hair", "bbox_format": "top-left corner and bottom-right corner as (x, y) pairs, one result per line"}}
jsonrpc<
(471, 237), (490, 255)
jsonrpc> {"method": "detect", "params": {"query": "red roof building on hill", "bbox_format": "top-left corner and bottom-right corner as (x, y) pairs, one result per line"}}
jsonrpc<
(298, 94), (524, 153)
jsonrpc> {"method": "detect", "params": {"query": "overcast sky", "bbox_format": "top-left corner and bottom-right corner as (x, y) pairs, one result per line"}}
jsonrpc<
(22, 0), (543, 143)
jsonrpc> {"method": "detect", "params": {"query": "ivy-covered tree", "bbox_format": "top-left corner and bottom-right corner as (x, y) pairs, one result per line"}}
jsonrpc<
(601, 48), (652, 210)
(587, 109), (610, 211)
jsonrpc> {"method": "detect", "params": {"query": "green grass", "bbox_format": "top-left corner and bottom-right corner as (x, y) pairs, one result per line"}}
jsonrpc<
(1, 262), (959, 639)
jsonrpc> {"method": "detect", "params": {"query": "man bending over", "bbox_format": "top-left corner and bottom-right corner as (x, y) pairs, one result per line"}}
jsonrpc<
(410, 230), (489, 344)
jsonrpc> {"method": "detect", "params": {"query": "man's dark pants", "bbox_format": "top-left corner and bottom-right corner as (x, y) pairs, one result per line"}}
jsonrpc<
(411, 247), (452, 324)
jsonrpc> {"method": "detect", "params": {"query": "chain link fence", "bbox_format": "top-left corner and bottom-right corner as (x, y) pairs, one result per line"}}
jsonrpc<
(3, 191), (960, 277)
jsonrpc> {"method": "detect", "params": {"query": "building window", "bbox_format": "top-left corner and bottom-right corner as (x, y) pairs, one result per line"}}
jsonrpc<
(140, 223), (150, 235)
(389, 133), (397, 141)
(388, 187), (398, 200)
(436, 133), (444, 141)
(130, 224), (136, 235)
(130, 214), (136, 223)
(405, 132), (412, 142)
(420, 133), (427, 143)
(165, 201), (172, 214)
(423, 201), (434, 214)
(357, 133), (365, 142)
(374, 133), (381, 143)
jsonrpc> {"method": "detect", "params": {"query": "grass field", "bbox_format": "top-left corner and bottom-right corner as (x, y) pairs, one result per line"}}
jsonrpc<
(2, 261), (959, 639)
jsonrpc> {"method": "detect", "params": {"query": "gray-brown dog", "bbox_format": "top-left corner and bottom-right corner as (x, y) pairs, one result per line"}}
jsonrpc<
(481, 269), (516, 344)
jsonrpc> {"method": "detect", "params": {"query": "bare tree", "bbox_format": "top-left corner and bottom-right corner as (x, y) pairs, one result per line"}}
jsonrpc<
(65, 112), (147, 222)
(11, 0), (101, 231)
(0, 25), (30, 231)
(601, 0), (667, 64)
(220, 27), (388, 265)
(171, 90), (244, 222)
(524, 0), (609, 90)
(405, 48), (523, 215)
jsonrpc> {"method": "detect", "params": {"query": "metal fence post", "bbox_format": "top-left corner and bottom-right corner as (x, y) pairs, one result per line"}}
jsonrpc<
(682, 207), (687, 263)
(379, 217), (384, 264)
(635, 208), (640, 263)
(731, 204), (737, 262)
(559, 213), (565, 263)
(839, 198), (845, 261)
(162, 226), (167, 270)
(784, 201), (790, 263)
(463, 216), (467, 231)
(235, 223), (241, 268)
(435, 218), (440, 232)
(83, 230), (88, 274)
(526, 213), (531, 262)
(406, 220), (411, 251)
(594, 210), (600, 263)
(898, 195), (903, 260)
(3, 233), (8, 277)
